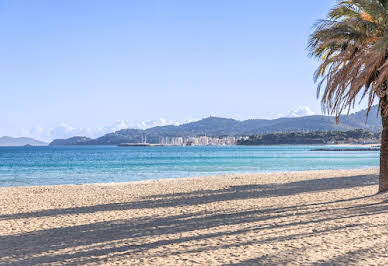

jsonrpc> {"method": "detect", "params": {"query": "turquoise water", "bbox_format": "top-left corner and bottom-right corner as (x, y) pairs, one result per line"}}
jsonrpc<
(0, 145), (379, 187)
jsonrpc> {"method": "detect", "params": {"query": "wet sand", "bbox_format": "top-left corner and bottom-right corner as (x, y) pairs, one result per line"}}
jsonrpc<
(0, 168), (387, 265)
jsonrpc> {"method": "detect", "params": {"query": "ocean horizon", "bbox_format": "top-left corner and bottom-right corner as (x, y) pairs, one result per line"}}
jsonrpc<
(0, 145), (379, 187)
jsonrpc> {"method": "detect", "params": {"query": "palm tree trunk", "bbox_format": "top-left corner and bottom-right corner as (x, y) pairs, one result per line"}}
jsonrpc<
(380, 99), (388, 192)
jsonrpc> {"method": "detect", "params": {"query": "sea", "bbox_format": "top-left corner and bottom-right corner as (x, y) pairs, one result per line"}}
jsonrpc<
(0, 145), (379, 187)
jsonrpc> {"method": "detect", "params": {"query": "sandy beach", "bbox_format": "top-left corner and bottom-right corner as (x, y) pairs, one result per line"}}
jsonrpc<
(1, 168), (387, 265)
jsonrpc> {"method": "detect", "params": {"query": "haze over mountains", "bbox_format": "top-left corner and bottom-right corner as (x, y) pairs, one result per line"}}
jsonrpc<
(0, 137), (47, 147)
(49, 106), (382, 145)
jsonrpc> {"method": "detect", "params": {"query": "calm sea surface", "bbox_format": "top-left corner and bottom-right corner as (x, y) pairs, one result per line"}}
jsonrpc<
(0, 145), (379, 187)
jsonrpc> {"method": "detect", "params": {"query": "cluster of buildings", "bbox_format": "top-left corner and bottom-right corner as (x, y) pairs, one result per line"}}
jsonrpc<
(160, 136), (237, 146)
(158, 135), (380, 146)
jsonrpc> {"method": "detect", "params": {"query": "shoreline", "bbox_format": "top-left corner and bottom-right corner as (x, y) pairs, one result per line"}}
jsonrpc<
(0, 143), (381, 147)
(0, 167), (380, 189)
(1, 168), (387, 264)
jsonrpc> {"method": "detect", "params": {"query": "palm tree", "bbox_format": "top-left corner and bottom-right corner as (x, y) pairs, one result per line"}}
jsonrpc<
(309, 0), (388, 192)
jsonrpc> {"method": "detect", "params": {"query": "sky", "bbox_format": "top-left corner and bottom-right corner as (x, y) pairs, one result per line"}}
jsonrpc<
(0, 0), (346, 141)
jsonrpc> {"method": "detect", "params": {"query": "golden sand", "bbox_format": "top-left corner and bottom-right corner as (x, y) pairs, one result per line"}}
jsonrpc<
(0, 169), (387, 265)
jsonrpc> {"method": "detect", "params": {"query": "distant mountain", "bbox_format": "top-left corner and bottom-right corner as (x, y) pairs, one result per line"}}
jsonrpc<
(49, 105), (382, 146)
(49, 136), (92, 146)
(0, 136), (47, 146)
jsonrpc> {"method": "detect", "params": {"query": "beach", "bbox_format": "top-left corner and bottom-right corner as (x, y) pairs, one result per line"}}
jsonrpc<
(1, 168), (387, 265)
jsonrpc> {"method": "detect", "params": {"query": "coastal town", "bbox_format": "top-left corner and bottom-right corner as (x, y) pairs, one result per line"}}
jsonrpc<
(157, 129), (381, 146)
(159, 136), (237, 146)
(160, 135), (380, 146)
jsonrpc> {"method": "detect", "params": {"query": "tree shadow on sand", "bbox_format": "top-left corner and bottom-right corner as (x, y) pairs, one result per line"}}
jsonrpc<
(1, 174), (387, 264)
(0, 174), (378, 220)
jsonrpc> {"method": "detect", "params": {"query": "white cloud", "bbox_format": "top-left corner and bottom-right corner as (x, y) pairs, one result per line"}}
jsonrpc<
(19, 109), (320, 141)
(20, 127), (46, 142)
(287, 106), (315, 117)
(50, 123), (75, 139)
(275, 106), (315, 119)
(134, 118), (180, 129)
(102, 120), (130, 132)
(19, 118), (185, 141)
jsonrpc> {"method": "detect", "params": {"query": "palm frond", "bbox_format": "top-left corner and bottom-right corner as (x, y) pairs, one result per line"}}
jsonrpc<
(309, 0), (388, 119)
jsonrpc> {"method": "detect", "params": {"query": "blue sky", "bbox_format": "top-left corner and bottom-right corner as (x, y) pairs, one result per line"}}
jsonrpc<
(0, 0), (342, 140)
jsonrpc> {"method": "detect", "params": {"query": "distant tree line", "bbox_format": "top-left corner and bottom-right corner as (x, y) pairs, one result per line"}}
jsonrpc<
(237, 129), (380, 145)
